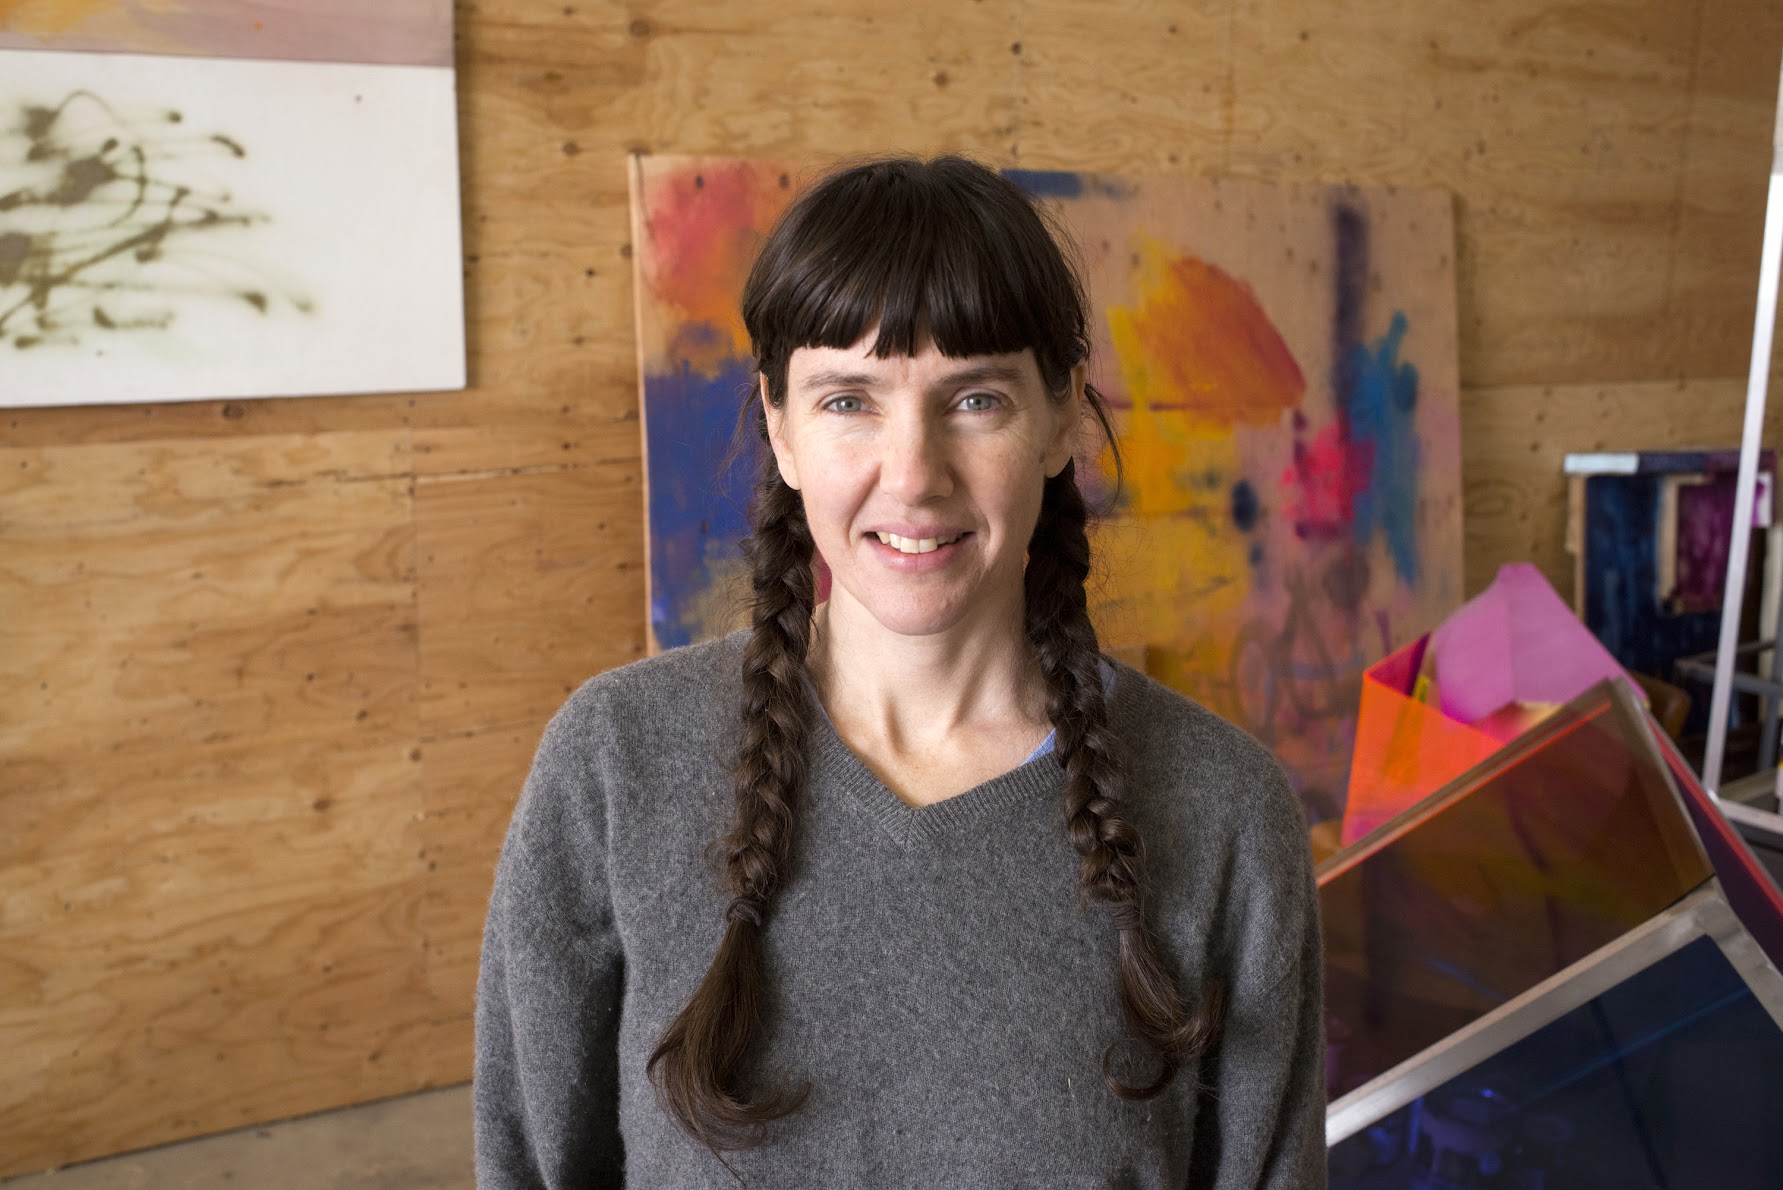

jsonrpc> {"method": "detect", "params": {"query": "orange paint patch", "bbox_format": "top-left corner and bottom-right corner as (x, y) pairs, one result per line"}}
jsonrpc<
(0, 0), (114, 35)
(1108, 241), (1304, 425)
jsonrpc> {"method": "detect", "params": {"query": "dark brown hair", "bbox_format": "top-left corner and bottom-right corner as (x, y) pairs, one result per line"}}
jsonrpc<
(646, 154), (1219, 1159)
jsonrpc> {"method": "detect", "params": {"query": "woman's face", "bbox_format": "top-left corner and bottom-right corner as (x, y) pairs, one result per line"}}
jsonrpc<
(765, 330), (1083, 641)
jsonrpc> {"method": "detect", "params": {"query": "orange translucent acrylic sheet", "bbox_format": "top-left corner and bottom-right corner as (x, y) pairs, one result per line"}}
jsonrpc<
(1319, 681), (1712, 1101)
(1343, 635), (1503, 845)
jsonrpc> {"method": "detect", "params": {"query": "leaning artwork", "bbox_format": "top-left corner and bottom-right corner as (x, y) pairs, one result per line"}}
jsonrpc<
(629, 155), (1463, 821)
(0, 1), (464, 407)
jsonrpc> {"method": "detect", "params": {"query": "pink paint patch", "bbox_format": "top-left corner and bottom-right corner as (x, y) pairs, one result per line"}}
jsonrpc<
(1282, 423), (1371, 540)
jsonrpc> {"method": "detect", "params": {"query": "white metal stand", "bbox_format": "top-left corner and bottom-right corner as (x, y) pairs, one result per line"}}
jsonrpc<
(1703, 59), (1783, 806)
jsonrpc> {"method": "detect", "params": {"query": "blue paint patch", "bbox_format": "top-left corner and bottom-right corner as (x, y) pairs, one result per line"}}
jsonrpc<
(1330, 202), (1369, 381)
(1001, 169), (1084, 199)
(1343, 312), (1421, 585)
(643, 350), (760, 648)
(1230, 479), (1260, 532)
(1089, 175), (1137, 200)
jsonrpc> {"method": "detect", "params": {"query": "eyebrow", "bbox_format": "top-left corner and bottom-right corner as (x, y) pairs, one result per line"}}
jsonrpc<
(796, 362), (1028, 393)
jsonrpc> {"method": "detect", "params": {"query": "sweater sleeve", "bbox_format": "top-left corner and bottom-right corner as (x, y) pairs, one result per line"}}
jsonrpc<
(1187, 764), (1328, 1190)
(474, 688), (626, 1189)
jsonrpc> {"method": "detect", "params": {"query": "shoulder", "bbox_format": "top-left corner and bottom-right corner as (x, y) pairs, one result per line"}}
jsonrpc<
(1103, 657), (1315, 975)
(544, 630), (749, 754)
(1104, 655), (1301, 837)
(508, 631), (748, 846)
(570, 628), (749, 711)
(516, 631), (746, 821)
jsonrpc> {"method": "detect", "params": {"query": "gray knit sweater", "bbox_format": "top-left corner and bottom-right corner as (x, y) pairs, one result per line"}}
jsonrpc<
(474, 632), (1326, 1188)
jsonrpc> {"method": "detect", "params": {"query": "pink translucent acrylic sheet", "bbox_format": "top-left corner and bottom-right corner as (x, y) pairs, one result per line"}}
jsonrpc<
(1319, 682), (1712, 1101)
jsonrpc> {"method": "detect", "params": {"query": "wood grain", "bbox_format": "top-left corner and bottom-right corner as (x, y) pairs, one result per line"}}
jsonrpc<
(1460, 377), (1783, 601)
(4, 0), (1782, 1174)
(417, 723), (545, 1079)
(415, 458), (647, 741)
(0, 432), (428, 1174)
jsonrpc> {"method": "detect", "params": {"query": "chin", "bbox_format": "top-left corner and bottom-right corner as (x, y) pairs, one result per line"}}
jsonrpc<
(858, 600), (972, 639)
(820, 580), (967, 638)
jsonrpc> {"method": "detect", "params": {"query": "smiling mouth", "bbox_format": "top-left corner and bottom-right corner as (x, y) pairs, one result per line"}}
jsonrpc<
(873, 531), (966, 555)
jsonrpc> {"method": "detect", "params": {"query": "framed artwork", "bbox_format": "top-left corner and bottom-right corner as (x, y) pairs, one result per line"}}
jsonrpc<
(0, 1), (464, 406)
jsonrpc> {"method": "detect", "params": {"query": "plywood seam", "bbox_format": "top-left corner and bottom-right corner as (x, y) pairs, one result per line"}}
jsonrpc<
(414, 459), (628, 485)
(1663, 0), (1712, 330)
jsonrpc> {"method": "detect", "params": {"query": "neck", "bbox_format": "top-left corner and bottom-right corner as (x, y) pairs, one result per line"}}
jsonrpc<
(807, 588), (1050, 755)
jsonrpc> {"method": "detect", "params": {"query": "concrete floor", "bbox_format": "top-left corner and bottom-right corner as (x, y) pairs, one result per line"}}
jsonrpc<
(2, 1085), (474, 1190)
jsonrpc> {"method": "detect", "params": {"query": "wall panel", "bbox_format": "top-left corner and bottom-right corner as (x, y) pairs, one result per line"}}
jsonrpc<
(3, 0), (1780, 1173)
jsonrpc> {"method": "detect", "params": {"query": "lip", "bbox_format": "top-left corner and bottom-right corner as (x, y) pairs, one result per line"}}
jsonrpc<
(864, 529), (971, 572)
(864, 525), (971, 539)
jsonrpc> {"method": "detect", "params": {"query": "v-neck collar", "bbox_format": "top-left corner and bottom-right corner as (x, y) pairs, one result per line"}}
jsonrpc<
(805, 705), (1068, 848)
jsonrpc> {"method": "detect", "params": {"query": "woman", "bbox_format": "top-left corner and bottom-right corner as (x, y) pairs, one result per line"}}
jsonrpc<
(474, 155), (1325, 1188)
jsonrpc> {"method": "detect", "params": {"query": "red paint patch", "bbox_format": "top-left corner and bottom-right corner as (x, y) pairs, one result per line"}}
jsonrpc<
(642, 162), (790, 369)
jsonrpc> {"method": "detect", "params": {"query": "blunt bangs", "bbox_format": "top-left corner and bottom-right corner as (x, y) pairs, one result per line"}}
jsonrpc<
(742, 156), (1091, 399)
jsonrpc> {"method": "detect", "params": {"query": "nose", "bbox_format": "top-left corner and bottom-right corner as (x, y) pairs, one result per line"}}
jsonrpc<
(878, 408), (953, 505)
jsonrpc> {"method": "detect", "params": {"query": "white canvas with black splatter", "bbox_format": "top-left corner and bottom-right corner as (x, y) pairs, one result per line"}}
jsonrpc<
(0, 48), (464, 407)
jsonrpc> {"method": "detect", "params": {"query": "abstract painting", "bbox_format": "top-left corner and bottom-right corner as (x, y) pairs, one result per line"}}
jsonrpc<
(0, 0), (452, 65)
(1, 2), (463, 407)
(630, 156), (1463, 821)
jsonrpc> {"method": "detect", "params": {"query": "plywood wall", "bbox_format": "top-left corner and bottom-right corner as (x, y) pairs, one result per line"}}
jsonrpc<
(3, 0), (1780, 1174)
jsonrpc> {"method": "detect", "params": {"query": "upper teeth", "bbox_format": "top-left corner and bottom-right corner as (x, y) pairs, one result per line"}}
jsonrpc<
(875, 532), (961, 554)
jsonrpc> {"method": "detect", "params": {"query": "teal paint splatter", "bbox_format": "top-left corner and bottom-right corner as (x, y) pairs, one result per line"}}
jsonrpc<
(1344, 311), (1420, 584)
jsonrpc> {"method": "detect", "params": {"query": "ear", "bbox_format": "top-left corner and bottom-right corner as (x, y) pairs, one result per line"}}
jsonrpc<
(1042, 361), (1087, 478)
(762, 375), (801, 490)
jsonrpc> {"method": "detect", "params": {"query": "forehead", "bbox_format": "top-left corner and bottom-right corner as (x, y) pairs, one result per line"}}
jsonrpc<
(786, 334), (1041, 389)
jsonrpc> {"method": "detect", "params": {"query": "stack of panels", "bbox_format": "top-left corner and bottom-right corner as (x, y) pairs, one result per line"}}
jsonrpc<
(1323, 681), (1783, 1189)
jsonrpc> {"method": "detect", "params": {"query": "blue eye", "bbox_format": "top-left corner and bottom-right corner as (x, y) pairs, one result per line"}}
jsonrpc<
(824, 395), (865, 414)
(959, 392), (1001, 412)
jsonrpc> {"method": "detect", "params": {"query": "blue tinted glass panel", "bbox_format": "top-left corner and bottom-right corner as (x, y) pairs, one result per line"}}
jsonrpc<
(1329, 936), (1783, 1190)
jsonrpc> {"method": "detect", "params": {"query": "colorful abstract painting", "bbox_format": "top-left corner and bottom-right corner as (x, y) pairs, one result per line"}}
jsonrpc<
(630, 156), (1464, 820)
(0, 3), (463, 407)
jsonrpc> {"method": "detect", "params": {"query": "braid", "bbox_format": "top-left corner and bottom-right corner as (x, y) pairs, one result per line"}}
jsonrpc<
(1025, 460), (1223, 1099)
(646, 456), (816, 1157)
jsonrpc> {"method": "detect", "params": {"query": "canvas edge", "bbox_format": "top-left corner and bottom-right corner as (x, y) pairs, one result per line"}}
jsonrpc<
(627, 151), (661, 656)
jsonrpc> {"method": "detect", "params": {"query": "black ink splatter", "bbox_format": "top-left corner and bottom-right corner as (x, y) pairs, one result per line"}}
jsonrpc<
(0, 90), (312, 352)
